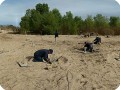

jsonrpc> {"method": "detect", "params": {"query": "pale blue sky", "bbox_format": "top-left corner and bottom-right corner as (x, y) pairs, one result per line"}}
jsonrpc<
(0, 0), (120, 26)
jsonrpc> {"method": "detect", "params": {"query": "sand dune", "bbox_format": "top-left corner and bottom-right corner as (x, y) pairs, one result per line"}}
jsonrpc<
(0, 33), (120, 90)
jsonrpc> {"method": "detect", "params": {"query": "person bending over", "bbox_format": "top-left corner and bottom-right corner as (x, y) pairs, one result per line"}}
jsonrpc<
(34, 49), (53, 64)
(93, 36), (101, 44)
(84, 42), (93, 53)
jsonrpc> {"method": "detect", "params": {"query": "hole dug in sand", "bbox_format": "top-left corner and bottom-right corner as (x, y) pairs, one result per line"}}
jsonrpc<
(57, 56), (68, 64)
(51, 56), (68, 64)
(53, 56), (69, 70)
(44, 56), (69, 70)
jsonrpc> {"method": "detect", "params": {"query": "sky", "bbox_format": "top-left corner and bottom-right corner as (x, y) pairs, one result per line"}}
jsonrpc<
(0, 0), (120, 26)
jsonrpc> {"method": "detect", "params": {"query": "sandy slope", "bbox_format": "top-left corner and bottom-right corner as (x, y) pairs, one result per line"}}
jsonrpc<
(0, 33), (120, 90)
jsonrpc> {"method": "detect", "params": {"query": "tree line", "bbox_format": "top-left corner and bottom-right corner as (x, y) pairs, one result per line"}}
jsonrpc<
(0, 25), (20, 33)
(20, 3), (120, 35)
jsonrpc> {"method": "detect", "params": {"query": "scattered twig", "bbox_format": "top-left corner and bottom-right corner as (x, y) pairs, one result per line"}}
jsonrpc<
(66, 71), (73, 90)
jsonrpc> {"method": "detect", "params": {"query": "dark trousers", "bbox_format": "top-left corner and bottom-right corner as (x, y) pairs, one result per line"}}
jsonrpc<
(94, 41), (100, 44)
(34, 56), (43, 62)
(84, 46), (93, 52)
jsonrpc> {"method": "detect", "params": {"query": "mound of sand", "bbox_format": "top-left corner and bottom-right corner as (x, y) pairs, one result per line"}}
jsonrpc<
(0, 33), (120, 90)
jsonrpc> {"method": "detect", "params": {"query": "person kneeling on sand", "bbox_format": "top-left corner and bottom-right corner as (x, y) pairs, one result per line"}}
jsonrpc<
(93, 36), (101, 44)
(84, 42), (93, 53)
(34, 49), (53, 64)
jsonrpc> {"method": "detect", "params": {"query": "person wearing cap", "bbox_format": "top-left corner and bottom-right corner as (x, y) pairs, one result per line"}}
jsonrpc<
(34, 49), (53, 64)
(84, 42), (93, 53)
(93, 36), (101, 44)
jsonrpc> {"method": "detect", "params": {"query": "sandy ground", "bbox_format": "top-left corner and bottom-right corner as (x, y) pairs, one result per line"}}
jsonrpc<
(0, 33), (120, 90)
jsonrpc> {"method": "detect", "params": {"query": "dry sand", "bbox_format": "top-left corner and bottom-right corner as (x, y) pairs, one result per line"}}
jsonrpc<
(0, 33), (120, 90)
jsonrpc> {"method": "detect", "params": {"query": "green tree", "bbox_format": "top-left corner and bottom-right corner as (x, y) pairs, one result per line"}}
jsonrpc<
(36, 3), (49, 14)
(20, 3), (120, 35)
(74, 16), (84, 34)
(109, 16), (120, 27)
(109, 16), (120, 35)
(39, 9), (62, 35)
(84, 15), (94, 33)
(20, 9), (32, 34)
(42, 12), (57, 34)
(94, 14), (109, 35)
(51, 8), (62, 32)
(61, 11), (76, 34)
(29, 9), (43, 34)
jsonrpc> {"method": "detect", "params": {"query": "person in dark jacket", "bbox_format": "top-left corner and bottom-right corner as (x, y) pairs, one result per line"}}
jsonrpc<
(55, 31), (59, 42)
(93, 36), (101, 44)
(84, 42), (93, 53)
(34, 49), (53, 64)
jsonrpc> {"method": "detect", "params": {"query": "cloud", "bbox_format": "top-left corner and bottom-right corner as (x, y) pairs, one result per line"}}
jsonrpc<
(0, 0), (5, 5)
(115, 0), (120, 5)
